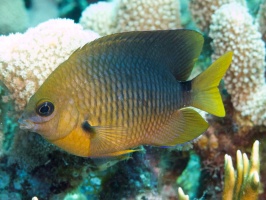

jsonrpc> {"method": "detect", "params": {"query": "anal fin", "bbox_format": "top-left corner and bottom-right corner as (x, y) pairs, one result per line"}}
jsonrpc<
(95, 149), (140, 158)
(150, 107), (209, 146)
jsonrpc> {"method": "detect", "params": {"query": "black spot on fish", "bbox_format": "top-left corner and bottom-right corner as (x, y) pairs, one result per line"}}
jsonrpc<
(81, 121), (95, 133)
(180, 81), (191, 92)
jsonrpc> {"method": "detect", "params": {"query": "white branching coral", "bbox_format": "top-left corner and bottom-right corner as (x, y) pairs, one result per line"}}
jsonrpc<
(79, 2), (115, 36)
(79, 0), (181, 36)
(0, 19), (99, 111)
(209, 2), (266, 125)
(112, 0), (181, 32)
(0, 0), (29, 35)
(189, 0), (246, 33)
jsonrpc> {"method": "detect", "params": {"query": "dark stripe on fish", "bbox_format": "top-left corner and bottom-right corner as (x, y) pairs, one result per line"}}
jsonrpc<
(180, 81), (191, 92)
(82, 121), (95, 133)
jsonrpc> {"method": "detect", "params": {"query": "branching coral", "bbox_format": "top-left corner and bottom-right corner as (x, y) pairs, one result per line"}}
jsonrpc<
(111, 0), (181, 32)
(209, 2), (266, 125)
(189, 0), (246, 33)
(0, 0), (29, 35)
(223, 140), (260, 200)
(79, 0), (181, 36)
(0, 19), (99, 111)
(190, 0), (236, 33)
(79, 2), (115, 36)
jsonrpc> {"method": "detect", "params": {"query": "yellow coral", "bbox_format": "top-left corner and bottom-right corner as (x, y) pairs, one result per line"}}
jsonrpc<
(178, 187), (189, 200)
(223, 140), (260, 200)
(178, 140), (260, 200)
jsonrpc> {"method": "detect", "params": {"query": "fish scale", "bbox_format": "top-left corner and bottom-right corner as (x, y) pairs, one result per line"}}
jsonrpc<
(82, 59), (180, 154)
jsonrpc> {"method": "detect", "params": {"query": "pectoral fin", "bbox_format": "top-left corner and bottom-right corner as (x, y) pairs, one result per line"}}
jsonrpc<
(88, 124), (138, 157)
(150, 107), (209, 146)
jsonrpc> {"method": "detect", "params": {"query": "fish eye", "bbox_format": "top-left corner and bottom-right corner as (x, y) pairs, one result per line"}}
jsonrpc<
(36, 101), (54, 117)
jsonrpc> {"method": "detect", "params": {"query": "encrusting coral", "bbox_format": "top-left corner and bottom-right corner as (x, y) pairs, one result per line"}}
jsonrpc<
(0, 19), (99, 111)
(223, 140), (260, 200)
(209, 2), (266, 126)
(0, 0), (29, 35)
(79, 0), (181, 36)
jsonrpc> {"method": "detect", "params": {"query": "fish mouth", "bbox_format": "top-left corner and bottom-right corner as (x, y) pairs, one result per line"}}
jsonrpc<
(18, 118), (35, 130)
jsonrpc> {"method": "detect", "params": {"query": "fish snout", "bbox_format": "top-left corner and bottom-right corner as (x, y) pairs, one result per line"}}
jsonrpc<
(18, 115), (35, 130)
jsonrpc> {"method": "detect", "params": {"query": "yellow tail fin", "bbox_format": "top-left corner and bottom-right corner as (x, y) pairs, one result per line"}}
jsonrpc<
(191, 52), (233, 117)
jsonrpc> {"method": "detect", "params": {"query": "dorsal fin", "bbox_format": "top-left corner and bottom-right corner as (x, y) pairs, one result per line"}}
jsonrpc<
(73, 29), (204, 81)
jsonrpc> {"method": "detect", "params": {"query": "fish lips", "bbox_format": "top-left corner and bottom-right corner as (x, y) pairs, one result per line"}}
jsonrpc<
(18, 117), (35, 130)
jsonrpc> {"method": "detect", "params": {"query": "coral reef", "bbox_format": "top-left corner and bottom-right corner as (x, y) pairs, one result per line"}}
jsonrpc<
(0, 18), (99, 111)
(0, 0), (29, 35)
(0, 0), (266, 199)
(0, 145), (96, 199)
(97, 152), (156, 199)
(209, 2), (266, 126)
(79, 0), (181, 36)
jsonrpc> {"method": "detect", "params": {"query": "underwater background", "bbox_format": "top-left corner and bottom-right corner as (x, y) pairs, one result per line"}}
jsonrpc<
(0, 0), (265, 199)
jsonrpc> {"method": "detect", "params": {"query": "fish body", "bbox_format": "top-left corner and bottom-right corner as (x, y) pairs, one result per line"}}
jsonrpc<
(19, 30), (232, 157)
